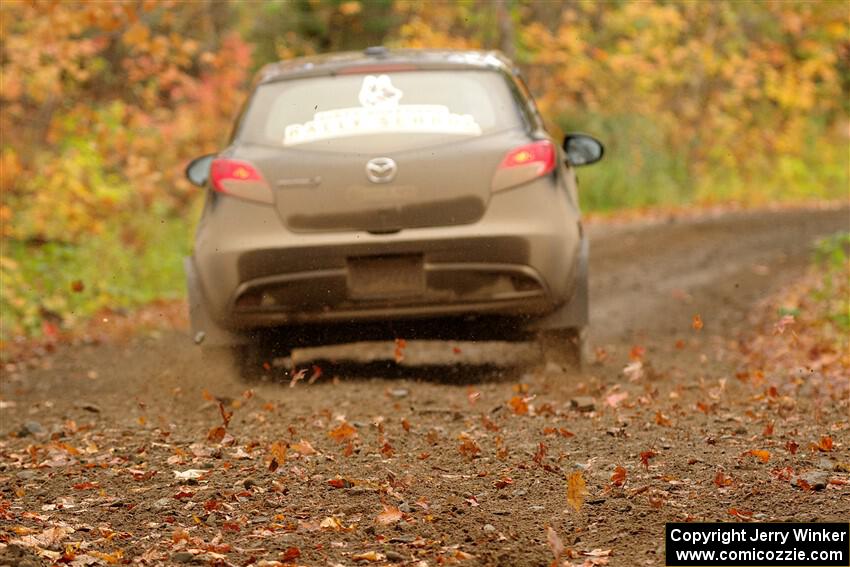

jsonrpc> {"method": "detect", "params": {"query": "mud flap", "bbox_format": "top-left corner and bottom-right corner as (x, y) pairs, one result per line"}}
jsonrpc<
(184, 257), (246, 347)
(524, 235), (589, 332)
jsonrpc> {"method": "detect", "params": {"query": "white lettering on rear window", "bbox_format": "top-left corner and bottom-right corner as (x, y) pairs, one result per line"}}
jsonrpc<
(283, 74), (482, 146)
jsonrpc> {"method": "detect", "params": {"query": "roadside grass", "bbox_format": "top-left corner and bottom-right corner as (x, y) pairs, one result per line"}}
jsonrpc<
(560, 114), (848, 212)
(739, 230), (850, 394)
(1, 213), (193, 340)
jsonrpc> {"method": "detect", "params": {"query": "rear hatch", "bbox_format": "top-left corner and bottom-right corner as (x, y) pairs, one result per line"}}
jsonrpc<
(235, 69), (527, 233)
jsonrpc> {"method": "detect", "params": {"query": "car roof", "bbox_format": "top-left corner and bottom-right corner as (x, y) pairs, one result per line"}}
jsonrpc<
(257, 48), (517, 84)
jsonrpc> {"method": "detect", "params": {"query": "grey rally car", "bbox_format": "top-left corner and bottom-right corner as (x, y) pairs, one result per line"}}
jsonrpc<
(184, 47), (604, 378)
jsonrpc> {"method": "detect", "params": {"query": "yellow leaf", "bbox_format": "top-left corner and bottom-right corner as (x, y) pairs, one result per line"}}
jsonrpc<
(566, 471), (587, 512)
(339, 1), (362, 16)
(122, 22), (149, 48)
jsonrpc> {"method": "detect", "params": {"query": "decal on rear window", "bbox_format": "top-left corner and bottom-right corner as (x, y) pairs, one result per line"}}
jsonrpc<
(282, 75), (482, 146)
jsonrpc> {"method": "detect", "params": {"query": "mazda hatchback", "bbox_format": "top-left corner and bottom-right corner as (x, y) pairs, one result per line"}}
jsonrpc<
(184, 48), (604, 379)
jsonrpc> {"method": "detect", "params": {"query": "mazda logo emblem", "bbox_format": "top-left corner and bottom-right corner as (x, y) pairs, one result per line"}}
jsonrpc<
(365, 157), (397, 184)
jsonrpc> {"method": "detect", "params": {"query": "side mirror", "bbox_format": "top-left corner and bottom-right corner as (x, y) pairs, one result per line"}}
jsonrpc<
(563, 134), (604, 167)
(185, 154), (215, 187)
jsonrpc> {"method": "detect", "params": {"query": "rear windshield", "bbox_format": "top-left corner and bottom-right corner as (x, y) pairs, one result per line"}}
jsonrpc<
(238, 70), (525, 151)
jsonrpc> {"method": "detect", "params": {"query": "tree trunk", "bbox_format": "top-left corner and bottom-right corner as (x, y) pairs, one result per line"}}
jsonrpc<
(495, 0), (515, 58)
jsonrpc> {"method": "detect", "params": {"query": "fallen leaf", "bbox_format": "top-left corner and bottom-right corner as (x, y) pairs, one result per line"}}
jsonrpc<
(328, 477), (352, 489)
(291, 439), (316, 456)
(654, 411), (672, 427)
(815, 436), (833, 452)
(481, 415), (500, 431)
(547, 526), (564, 563)
(508, 395), (528, 415)
(173, 469), (206, 481)
(629, 345), (645, 361)
(605, 390), (629, 408)
(319, 516), (343, 530)
(623, 361), (643, 381)
(393, 338), (407, 363)
(458, 436), (481, 458)
(288, 367), (307, 388)
(352, 551), (385, 562)
(566, 471), (587, 512)
(583, 549), (612, 557)
(217, 402), (232, 427)
(328, 422), (358, 443)
(692, 314), (703, 330)
(611, 466), (627, 487)
(533, 442), (547, 465)
(640, 450), (657, 469)
(744, 449), (770, 463)
(280, 547), (301, 561)
(207, 426), (225, 443)
(714, 471), (733, 487)
(375, 505), (403, 525)
(773, 314), (795, 334)
(786, 440), (799, 454)
(728, 508), (753, 520)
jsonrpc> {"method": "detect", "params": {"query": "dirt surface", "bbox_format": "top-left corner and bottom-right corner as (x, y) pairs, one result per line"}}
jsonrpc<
(1, 207), (849, 567)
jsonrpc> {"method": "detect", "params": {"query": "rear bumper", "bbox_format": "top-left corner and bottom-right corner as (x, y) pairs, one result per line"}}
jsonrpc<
(190, 178), (582, 332)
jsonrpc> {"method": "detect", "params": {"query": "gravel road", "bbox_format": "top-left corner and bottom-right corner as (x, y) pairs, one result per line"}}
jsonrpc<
(1, 206), (848, 567)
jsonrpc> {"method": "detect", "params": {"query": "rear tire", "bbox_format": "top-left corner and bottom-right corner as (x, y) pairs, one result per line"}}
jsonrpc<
(538, 326), (587, 373)
(228, 336), (292, 382)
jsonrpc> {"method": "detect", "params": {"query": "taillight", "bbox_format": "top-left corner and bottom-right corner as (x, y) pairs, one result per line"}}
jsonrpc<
(209, 159), (273, 204)
(491, 140), (557, 193)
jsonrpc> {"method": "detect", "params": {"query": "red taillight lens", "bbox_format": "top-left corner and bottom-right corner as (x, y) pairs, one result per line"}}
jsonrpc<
(209, 159), (273, 204)
(492, 140), (557, 193)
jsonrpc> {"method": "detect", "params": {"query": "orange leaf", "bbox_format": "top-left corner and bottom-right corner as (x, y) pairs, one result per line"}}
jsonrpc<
(611, 466), (627, 487)
(458, 436), (481, 458)
(816, 436), (833, 452)
(508, 395), (528, 415)
(328, 422), (358, 443)
(533, 442), (547, 465)
(328, 477), (352, 489)
(207, 426), (225, 443)
(280, 547), (301, 561)
(692, 314), (703, 330)
(640, 450), (657, 469)
(629, 345), (645, 361)
(744, 449), (770, 463)
(728, 508), (753, 519)
(566, 471), (586, 512)
(654, 411), (672, 427)
(785, 440), (799, 455)
(375, 505), (402, 525)
(714, 471), (733, 487)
